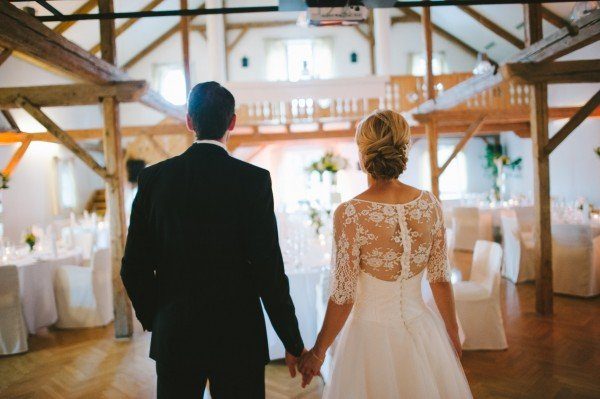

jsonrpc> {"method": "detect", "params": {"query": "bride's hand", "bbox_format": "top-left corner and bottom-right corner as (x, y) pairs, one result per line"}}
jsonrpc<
(448, 328), (462, 358)
(298, 348), (324, 388)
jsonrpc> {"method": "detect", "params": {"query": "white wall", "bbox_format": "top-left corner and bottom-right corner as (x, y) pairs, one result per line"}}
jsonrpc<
(0, 143), (104, 242)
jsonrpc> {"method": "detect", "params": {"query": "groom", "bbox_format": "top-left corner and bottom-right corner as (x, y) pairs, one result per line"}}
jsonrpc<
(121, 81), (305, 398)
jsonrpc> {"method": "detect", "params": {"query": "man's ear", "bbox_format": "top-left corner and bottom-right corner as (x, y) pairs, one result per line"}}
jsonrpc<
(228, 114), (237, 131)
(185, 114), (194, 133)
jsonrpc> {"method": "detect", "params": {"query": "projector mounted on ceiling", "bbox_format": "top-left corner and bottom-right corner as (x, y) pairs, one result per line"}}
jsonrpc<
(283, 0), (369, 27)
(305, 1), (368, 26)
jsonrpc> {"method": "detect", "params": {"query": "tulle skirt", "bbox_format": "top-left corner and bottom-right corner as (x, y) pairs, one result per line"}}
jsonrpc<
(323, 309), (472, 399)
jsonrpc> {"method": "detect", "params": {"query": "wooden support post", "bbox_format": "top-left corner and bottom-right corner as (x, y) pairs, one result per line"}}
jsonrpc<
(17, 97), (109, 180)
(0, 47), (12, 67)
(422, 5), (438, 196)
(180, 0), (192, 95)
(368, 11), (375, 76)
(2, 137), (31, 176)
(1, 110), (19, 131)
(99, 0), (133, 338)
(426, 121), (439, 197)
(545, 90), (600, 155)
(525, 3), (553, 316)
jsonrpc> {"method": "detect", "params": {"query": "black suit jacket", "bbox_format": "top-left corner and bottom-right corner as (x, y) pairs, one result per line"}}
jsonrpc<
(121, 143), (304, 369)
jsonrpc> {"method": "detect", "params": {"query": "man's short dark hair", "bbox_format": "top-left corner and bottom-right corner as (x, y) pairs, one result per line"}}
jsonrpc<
(187, 81), (235, 140)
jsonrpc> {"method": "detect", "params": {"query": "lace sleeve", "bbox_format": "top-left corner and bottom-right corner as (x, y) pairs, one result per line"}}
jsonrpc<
(329, 202), (360, 305)
(427, 196), (451, 283)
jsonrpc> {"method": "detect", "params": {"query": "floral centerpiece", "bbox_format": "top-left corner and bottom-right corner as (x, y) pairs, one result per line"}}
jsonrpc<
(24, 231), (36, 252)
(484, 143), (522, 202)
(306, 151), (348, 182)
(595, 147), (600, 159)
(0, 172), (8, 190)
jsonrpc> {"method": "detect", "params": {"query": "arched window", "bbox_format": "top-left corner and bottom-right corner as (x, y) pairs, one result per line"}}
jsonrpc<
(421, 146), (467, 200)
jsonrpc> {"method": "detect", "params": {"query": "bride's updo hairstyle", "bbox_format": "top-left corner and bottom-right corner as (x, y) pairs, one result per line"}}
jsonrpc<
(356, 109), (411, 180)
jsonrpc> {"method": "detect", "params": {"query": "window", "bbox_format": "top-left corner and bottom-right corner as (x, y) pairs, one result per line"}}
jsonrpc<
(153, 64), (187, 105)
(54, 157), (77, 211)
(410, 52), (448, 76)
(421, 146), (467, 200)
(265, 38), (333, 82)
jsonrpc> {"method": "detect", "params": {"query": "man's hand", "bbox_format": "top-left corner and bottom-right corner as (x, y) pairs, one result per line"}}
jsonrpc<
(285, 349), (308, 378)
(298, 348), (324, 388)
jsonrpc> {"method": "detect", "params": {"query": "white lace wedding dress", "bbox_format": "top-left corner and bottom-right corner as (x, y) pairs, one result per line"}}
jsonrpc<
(324, 191), (472, 399)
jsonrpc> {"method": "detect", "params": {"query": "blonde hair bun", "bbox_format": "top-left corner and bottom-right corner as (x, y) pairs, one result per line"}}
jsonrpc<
(355, 109), (411, 180)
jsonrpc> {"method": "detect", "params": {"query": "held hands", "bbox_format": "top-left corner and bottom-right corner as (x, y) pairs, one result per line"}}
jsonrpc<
(298, 348), (324, 388)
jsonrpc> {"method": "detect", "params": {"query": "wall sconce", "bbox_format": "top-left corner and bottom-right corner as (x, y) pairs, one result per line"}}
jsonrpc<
(241, 56), (249, 68)
(350, 52), (358, 63)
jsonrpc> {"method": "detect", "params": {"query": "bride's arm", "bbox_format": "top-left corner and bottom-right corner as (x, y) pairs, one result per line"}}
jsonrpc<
(428, 198), (462, 357)
(299, 203), (359, 386)
(430, 282), (461, 357)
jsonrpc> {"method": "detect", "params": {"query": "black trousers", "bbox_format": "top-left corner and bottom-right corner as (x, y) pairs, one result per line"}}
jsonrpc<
(156, 362), (265, 399)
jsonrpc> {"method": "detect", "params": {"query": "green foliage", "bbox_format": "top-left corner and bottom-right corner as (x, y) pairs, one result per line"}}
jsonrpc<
(24, 232), (36, 251)
(595, 147), (600, 158)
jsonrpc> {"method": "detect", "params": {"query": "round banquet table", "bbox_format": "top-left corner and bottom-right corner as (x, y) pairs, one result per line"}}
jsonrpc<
(263, 267), (327, 360)
(8, 249), (83, 334)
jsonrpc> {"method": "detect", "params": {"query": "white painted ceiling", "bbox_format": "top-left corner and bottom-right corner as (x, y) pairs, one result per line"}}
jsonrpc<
(11, 1), (579, 67)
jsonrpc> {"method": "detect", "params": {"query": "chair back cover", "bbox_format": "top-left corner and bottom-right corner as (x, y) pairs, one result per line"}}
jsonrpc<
(91, 248), (113, 324)
(0, 265), (20, 309)
(0, 265), (29, 355)
(74, 231), (96, 261)
(452, 207), (480, 251)
(471, 240), (503, 296)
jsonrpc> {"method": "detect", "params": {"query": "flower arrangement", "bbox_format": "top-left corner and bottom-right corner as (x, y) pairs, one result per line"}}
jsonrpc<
(483, 143), (522, 201)
(595, 147), (600, 159)
(306, 151), (348, 181)
(24, 231), (36, 252)
(0, 172), (9, 190)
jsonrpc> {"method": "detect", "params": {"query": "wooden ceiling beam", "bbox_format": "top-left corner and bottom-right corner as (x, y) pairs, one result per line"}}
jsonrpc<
(416, 9), (600, 114)
(501, 60), (600, 84)
(541, 7), (569, 29)
(89, 0), (165, 54)
(401, 8), (482, 61)
(0, 81), (148, 109)
(1, 110), (19, 131)
(0, 47), (12, 67)
(16, 96), (109, 180)
(458, 5), (524, 49)
(0, 1), (185, 121)
(2, 136), (31, 176)
(545, 90), (600, 156)
(123, 2), (205, 71)
(53, 0), (97, 34)
(438, 113), (487, 175)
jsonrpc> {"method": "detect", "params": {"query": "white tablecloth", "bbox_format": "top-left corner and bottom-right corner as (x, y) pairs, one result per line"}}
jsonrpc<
(8, 249), (82, 334)
(264, 268), (327, 360)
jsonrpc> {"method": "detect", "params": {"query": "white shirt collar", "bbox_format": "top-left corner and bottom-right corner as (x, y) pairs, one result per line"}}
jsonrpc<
(194, 139), (228, 153)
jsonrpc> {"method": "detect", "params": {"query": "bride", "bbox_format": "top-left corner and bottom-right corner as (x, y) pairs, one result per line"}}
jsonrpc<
(298, 110), (472, 398)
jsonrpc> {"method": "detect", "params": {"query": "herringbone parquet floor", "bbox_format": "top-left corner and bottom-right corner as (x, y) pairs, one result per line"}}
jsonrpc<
(1, 251), (598, 398)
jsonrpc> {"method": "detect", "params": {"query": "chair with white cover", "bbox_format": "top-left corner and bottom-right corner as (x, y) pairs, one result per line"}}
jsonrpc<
(73, 231), (96, 262)
(452, 207), (480, 251)
(501, 215), (535, 283)
(315, 271), (333, 384)
(454, 240), (507, 350)
(0, 265), (28, 355)
(552, 224), (599, 297)
(54, 248), (113, 328)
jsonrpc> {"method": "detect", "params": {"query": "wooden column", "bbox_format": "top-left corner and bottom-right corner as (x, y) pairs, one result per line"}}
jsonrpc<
(180, 0), (192, 95)
(422, 6), (439, 196)
(525, 3), (553, 316)
(99, 0), (134, 337)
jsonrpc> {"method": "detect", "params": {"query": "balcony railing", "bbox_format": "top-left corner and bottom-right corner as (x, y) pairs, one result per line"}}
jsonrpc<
(233, 73), (530, 127)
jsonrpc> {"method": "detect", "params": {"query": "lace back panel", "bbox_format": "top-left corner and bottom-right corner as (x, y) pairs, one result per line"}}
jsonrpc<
(329, 191), (451, 305)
